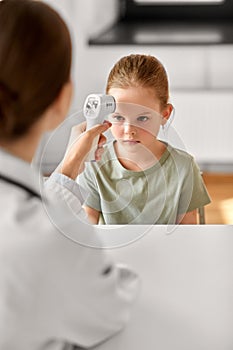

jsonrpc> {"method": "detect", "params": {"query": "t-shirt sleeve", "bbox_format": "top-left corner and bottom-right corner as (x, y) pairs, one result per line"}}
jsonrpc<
(178, 158), (211, 214)
(78, 165), (102, 212)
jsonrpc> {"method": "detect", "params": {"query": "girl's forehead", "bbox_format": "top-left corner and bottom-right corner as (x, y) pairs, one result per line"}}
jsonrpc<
(108, 87), (161, 112)
(114, 102), (161, 117)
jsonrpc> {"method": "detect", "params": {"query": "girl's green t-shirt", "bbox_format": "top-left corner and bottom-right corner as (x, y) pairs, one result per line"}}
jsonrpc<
(79, 141), (211, 224)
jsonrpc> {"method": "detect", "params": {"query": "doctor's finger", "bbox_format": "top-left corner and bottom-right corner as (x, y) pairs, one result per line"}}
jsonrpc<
(98, 134), (107, 147)
(95, 146), (105, 161)
(85, 121), (111, 140)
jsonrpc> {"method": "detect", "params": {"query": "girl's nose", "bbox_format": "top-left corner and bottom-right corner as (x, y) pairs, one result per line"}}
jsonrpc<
(123, 123), (137, 136)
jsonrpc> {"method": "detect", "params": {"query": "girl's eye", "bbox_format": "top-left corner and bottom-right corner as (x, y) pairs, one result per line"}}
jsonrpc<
(113, 115), (125, 122)
(137, 116), (149, 122)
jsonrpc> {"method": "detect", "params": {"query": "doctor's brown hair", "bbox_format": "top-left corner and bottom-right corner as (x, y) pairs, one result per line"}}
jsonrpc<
(106, 54), (169, 109)
(0, 0), (72, 140)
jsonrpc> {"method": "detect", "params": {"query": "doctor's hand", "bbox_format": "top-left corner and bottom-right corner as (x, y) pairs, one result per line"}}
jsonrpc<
(58, 121), (111, 180)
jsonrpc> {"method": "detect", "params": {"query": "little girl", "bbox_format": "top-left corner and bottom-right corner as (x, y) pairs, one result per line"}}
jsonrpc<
(79, 54), (211, 224)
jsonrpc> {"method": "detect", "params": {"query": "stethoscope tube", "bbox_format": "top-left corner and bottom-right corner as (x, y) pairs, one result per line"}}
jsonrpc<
(0, 174), (41, 200)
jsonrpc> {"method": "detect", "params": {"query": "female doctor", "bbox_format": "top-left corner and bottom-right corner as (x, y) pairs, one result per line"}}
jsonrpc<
(0, 1), (139, 350)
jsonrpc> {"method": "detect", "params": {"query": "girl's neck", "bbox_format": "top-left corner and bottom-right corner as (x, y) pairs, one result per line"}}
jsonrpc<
(114, 139), (167, 171)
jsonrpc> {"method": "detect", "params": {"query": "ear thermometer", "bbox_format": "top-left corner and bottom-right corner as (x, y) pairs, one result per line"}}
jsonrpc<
(83, 94), (116, 161)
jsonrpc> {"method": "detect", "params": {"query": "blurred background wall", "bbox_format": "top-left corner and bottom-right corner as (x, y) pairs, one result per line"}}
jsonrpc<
(36, 0), (233, 223)
(38, 0), (233, 170)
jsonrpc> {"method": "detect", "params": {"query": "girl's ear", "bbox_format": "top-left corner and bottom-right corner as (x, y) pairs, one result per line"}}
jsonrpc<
(161, 103), (173, 125)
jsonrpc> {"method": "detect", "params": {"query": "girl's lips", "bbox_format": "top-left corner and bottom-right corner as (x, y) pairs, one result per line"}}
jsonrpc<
(123, 140), (140, 143)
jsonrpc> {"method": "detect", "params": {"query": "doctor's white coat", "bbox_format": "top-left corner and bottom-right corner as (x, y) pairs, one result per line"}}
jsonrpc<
(0, 149), (139, 350)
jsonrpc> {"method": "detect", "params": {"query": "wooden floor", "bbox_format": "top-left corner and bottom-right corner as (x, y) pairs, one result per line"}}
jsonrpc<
(202, 173), (233, 224)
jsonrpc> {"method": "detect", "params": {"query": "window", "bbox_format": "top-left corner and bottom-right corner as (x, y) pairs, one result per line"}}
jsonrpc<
(134, 0), (225, 4)
(89, 0), (233, 45)
(123, 0), (232, 20)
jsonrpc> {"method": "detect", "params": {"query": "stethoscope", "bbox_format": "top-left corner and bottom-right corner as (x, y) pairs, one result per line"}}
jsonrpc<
(0, 174), (41, 200)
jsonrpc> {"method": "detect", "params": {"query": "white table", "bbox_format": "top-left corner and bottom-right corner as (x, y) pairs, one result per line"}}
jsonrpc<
(95, 225), (233, 350)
